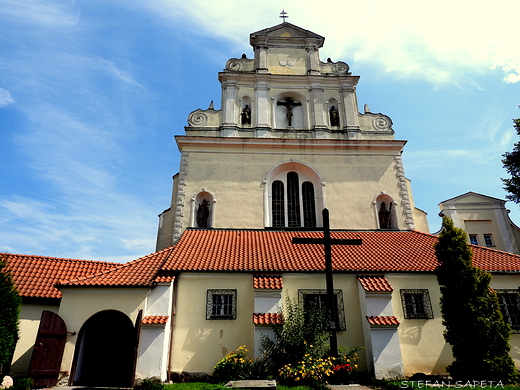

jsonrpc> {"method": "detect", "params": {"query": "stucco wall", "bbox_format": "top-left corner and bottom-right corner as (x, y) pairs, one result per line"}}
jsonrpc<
(57, 287), (148, 374)
(170, 273), (255, 374)
(177, 141), (410, 233)
(11, 302), (60, 376)
(170, 272), (367, 374)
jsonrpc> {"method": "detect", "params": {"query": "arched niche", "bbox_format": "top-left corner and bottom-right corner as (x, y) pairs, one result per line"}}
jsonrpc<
(240, 96), (252, 126)
(374, 193), (398, 230)
(192, 190), (216, 228)
(274, 92), (306, 129)
(265, 161), (324, 228)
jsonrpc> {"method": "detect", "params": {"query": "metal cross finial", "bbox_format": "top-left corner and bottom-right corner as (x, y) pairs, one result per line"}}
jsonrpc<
(279, 9), (288, 22)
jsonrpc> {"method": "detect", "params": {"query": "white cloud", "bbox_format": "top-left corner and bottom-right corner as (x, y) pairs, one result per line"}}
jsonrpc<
(136, 0), (520, 86)
(0, 88), (14, 107)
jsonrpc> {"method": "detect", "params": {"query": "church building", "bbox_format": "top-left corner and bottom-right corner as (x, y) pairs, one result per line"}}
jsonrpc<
(5, 22), (520, 387)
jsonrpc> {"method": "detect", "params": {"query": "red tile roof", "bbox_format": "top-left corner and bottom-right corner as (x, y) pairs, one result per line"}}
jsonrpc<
(59, 246), (175, 288)
(253, 313), (283, 325)
(3, 253), (119, 299)
(161, 229), (520, 273)
(253, 275), (283, 289)
(142, 315), (169, 325)
(357, 275), (393, 292)
(366, 316), (400, 327)
(155, 275), (175, 283)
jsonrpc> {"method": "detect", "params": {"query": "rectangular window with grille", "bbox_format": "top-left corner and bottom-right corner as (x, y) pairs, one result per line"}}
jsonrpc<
(206, 290), (237, 320)
(298, 289), (346, 331)
(400, 289), (434, 319)
(497, 290), (520, 332)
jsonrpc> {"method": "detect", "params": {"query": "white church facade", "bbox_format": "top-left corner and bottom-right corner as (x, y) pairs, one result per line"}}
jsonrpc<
(5, 22), (520, 387)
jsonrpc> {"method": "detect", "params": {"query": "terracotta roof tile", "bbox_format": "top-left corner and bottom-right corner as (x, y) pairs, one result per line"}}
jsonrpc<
(253, 275), (283, 289)
(155, 275), (175, 283)
(142, 315), (169, 325)
(59, 246), (175, 288)
(2, 253), (119, 299)
(253, 313), (283, 325)
(357, 275), (393, 292)
(366, 316), (400, 327)
(161, 229), (520, 273)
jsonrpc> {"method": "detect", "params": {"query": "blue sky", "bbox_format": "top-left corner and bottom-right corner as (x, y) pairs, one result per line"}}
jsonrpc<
(1, 0), (519, 263)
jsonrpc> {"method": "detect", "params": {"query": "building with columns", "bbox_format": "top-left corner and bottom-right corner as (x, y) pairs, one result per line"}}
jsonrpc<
(6, 22), (520, 387)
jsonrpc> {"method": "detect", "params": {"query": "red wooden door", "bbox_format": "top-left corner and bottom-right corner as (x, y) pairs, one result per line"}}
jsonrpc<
(28, 310), (67, 388)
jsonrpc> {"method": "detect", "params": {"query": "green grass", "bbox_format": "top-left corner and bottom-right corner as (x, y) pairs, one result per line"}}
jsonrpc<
(164, 383), (311, 390)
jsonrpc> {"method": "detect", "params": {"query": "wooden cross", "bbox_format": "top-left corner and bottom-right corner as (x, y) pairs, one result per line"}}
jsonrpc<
(292, 208), (362, 357)
(279, 9), (288, 22)
(277, 97), (302, 127)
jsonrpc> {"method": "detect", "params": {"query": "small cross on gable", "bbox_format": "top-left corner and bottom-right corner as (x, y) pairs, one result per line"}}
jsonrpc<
(279, 9), (288, 22)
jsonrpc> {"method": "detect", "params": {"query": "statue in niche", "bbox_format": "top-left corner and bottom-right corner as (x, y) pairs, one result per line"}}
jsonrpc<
(197, 199), (210, 227)
(379, 202), (391, 229)
(241, 105), (251, 125)
(277, 97), (302, 127)
(329, 106), (340, 127)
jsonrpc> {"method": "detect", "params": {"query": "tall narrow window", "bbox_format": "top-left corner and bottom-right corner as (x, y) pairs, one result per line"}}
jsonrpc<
(287, 172), (301, 228)
(302, 181), (316, 227)
(272, 181), (285, 228)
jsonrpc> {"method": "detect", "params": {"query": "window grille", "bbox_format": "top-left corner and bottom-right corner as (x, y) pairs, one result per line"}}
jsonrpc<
(400, 289), (434, 319)
(302, 181), (316, 227)
(298, 289), (346, 331)
(206, 290), (237, 320)
(272, 180), (285, 228)
(497, 290), (520, 332)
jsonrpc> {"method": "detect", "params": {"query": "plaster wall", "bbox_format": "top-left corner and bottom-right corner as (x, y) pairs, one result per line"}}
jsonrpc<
(370, 329), (405, 379)
(137, 283), (174, 380)
(138, 326), (169, 380)
(11, 302), (60, 376)
(170, 272), (367, 374)
(387, 274), (448, 376)
(178, 142), (410, 232)
(170, 273), (255, 374)
(57, 287), (148, 374)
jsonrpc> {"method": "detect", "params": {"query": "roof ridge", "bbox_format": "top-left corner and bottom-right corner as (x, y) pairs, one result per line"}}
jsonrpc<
(1, 252), (119, 265)
(58, 246), (177, 287)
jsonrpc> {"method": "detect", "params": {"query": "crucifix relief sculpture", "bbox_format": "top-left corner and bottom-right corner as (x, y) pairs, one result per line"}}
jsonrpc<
(277, 97), (302, 127)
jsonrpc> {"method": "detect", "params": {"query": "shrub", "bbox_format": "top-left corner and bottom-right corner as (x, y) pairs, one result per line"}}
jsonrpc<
(261, 296), (329, 370)
(278, 353), (334, 390)
(213, 346), (270, 382)
(134, 378), (164, 390)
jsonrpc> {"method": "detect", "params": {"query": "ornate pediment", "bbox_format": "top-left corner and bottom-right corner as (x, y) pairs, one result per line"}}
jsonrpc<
(250, 22), (324, 48)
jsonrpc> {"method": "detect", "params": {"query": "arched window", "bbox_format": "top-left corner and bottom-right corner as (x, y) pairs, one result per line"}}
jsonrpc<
(266, 163), (323, 228)
(272, 181), (285, 228)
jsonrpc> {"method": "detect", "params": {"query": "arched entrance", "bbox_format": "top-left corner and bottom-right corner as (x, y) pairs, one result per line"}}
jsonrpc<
(71, 310), (138, 387)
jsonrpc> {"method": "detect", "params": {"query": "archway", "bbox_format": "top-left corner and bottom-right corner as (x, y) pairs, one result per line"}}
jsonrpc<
(71, 310), (136, 387)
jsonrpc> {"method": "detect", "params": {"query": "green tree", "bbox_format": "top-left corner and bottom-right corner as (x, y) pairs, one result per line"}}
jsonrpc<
(435, 217), (518, 383)
(502, 109), (520, 204)
(0, 254), (21, 375)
